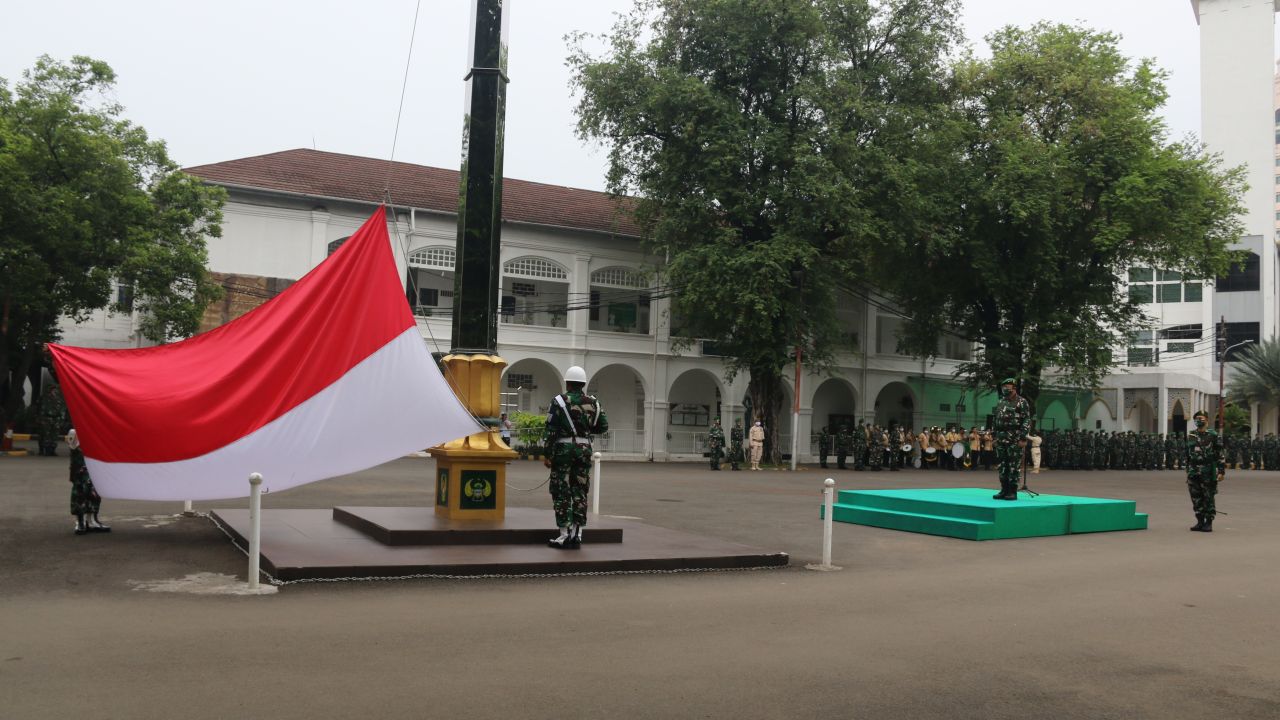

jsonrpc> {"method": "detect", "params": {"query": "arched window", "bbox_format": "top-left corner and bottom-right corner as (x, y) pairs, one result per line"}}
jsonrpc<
(406, 246), (455, 319)
(408, 246), (455, 270)
(501, 257), (569, 328)
(590, 266), (647, 288)
(589, 266), (651, 335)
(503, 256), (568, 280)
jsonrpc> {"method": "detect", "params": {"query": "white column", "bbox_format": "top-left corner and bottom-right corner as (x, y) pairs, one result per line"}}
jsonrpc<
(570, 254), (591, 342)
(309, 209), (330, 267)
(1158, 384), (1169, 436)
(649, 400), (669, 461)
(795, 408), (814, 464)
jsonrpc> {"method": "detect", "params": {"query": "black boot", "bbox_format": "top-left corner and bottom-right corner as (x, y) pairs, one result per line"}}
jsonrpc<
(88, 514), (111, 532)
(1201, 516), (1213, 533)
(74, 514), (87, 535)
(1190, 514), (1205, 532)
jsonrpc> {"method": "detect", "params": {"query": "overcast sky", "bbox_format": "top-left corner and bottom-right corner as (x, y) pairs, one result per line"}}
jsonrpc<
(0, 1), (1256, 192)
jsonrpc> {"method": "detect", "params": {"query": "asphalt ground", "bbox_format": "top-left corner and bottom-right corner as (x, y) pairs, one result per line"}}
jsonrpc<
(2, 448), (1278, 720)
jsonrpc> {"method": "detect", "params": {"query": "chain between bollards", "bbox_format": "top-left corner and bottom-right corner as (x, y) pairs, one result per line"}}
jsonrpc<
(806, 478), (842, 571)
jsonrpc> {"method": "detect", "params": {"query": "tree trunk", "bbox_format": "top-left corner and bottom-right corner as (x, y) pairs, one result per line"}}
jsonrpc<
(747, 367), (785, 466)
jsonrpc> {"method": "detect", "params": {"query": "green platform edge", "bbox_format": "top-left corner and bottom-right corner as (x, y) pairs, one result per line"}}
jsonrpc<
(819, 488), (1148, 541)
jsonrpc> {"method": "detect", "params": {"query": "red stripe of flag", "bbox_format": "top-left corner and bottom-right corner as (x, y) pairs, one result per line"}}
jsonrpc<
(49, 209), (415, 463)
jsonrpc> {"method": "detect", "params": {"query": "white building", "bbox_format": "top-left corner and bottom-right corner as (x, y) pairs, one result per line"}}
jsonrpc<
(58, 5), (1280, 449)
(1192, 0), (1279, 432)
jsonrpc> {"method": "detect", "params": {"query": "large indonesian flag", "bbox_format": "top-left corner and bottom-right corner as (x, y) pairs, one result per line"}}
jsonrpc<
(48, 209), (481, 501)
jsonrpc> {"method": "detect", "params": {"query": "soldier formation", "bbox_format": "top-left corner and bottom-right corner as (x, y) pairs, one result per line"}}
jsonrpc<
(1036, 428), (1279, 472)
(818, 421), (913, 471)
(808, 423), (1280, 474)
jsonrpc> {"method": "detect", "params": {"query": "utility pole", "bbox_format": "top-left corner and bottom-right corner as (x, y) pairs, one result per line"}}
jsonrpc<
(1213, 312), (1223, 425)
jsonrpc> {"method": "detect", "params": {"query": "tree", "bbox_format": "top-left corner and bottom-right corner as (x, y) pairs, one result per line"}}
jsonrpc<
(1226, 338), (1280, 432)
(872, 24), (1245, 404)
(569, 0), (962, 461)
(0, 56), (225, 425)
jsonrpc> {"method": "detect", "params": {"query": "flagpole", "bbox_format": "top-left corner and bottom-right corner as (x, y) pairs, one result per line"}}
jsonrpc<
(431, 0), (518, 521)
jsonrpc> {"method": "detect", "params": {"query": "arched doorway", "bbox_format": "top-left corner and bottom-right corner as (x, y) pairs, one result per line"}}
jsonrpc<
(588, 363), (647, 454)
(1131, 399), (1157, 434)
(501, 359), (562, 416)
(1083, 399), (1113, 431)
(811, 378), (856, 434)
(1039, 400), (1071, 432)
(667, 369), (724, 455)
(1170, 400), (1187, 436)
(874, 382), (915, 430)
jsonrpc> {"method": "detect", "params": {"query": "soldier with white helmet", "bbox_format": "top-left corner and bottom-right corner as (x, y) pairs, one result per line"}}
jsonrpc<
(543, 365), (608, 549)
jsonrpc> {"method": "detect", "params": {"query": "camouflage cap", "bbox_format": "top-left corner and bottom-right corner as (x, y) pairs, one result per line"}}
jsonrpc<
(1000, 377), (1016, 386)
(1193, 410), (1209, 420)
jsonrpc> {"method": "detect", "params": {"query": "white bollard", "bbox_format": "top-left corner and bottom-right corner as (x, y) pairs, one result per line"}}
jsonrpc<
(248, 473), (263, 590)
(806, 478), (842, 571)
(591, 451), (603, 516)
(822, 478), (835, 566)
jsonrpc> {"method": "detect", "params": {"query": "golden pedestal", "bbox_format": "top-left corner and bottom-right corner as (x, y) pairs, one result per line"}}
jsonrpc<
(430, 353), (519, 521)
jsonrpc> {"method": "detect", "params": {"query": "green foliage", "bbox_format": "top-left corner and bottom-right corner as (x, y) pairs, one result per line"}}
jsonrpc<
(872, 24), (1244, 398)
(569, 0), (963, 458)
(1226, 339), (1280, 417)
(1222, 404), (1250, 436)
(511, 411), (546, 447)
(0, 56), (225, 423)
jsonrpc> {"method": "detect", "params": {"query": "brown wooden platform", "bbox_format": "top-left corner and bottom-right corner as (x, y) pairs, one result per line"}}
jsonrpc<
(211, 507), (789, 581)
(332, 506), (624, 545)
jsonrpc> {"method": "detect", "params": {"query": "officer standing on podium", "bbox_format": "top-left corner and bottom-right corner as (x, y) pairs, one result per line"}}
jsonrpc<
(992, 377), (1031, 500)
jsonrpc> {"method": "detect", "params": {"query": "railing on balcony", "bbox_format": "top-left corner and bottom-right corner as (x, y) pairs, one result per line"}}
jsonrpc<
(500, 311), (568, 329)
(413, 305), (448, 318)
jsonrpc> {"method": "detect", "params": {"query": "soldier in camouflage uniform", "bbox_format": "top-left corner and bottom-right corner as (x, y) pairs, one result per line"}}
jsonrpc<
(1080, 431), (1093, 471)
(853, 421), (867, 471)
(868, 425), (884, 471)
(707, 418), (725, 471)
(1185, 410), (1223, 532)
(1266, 434), (1278, 471)
(729, 420), (745, 471)
(835, 424), (851, 470)
(36, 383), (68, 456)
(992, 378), (1031, 500)
(543, 366), (608, 549)
(67, 429), (109, 535)
(817, 426), (831, 469)
(1164, 433), (1177, 471)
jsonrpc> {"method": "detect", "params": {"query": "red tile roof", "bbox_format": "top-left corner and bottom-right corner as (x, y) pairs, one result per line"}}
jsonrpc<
(183, 148), (643, 238)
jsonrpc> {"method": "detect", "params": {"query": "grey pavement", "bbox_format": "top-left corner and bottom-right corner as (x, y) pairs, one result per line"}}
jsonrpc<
(2, 450), (1278, 719)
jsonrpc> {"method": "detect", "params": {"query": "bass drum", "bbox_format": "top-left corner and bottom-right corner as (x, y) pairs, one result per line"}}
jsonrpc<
(924, 447), (938, 463)
(913, 457), (922, 469)
(951, 442), (965, 459)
